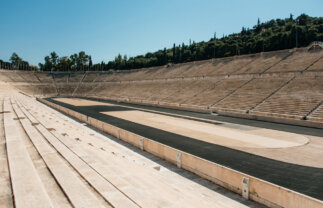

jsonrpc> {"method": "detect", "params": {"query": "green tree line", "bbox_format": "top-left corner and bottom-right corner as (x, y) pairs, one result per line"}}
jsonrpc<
(38, 51), (96, 71)
(0, 53), (37, 70)
(1, 13), (322, 71)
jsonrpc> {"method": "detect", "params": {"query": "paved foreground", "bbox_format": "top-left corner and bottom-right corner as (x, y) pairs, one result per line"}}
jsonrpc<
(0, 93), (265, 207)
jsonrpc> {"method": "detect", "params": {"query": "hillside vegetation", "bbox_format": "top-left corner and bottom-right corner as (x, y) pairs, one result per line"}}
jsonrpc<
(109, 14), (322, 70)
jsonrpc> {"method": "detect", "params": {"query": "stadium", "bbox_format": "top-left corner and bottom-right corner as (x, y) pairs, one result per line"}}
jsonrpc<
(1, 43), (323, 208)
(1, 1), (323, 207)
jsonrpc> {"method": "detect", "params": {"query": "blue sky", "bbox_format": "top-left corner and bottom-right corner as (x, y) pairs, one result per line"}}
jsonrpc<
(0, 0), (322, 65)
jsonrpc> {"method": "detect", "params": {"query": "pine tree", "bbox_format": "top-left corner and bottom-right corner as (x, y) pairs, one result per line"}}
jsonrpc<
(89, 56), (93, 69)
(163, 48), (167, 64)
(176, 44), (181, 62)
(172, 43), (176, 62)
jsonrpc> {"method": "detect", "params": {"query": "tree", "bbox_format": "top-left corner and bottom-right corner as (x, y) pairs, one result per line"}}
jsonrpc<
(181, 43), (185, 61)
(50, 52), (58, 66)
(47, 52), (59, 71)
(163, 47), (167, 64)
(78, 51), (89, 67)
(101, 61), (105, 71)
(1, 59), (13, 70)
(10, 53), (23, 65)
(68, 51), (90, 70)
(297, 13), (311, 26)
(172, 43), (176, 62)
(89, 56), (93, 70)
(10, 53), (28, 69)
(38, 63), (44, 71)
(241, 27), (247, 35)
(44, 56), (52, 71)
(58, 56), (71, 71)
(116, 54), (122, 63)
(38, 51), (92, 71)
(176, 44), (181, 62)
(70, 54), (78, 69)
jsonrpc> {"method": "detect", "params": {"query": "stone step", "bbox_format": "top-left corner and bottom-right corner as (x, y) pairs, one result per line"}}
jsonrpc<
(3, 99), (53, 208)
(11, 100), (108, 208)
(19, 96), (245, 208)
(15, 99), (139, 208)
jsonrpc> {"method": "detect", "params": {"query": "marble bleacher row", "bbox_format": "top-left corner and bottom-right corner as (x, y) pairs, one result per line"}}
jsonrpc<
(212, 76), (294, 113)
(0, 47), (322, 127)
(308, 104), (323, 123)
(251, 75), (323, 120)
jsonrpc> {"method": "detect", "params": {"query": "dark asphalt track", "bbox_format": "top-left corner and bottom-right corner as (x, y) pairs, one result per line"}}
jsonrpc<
(46, 97), (323, 200)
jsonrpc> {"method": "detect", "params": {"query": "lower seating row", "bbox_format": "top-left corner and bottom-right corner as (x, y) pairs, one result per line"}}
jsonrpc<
(251, 76), (323, 119)
(308, 104), (323, 122)
(212, 77), (292, 112)
(14, 84), (57, 97)
(75, 77), (252, 109)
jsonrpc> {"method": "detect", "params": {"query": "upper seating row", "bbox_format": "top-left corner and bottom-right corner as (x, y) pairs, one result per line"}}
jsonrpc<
(1, 47), (321, 84)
